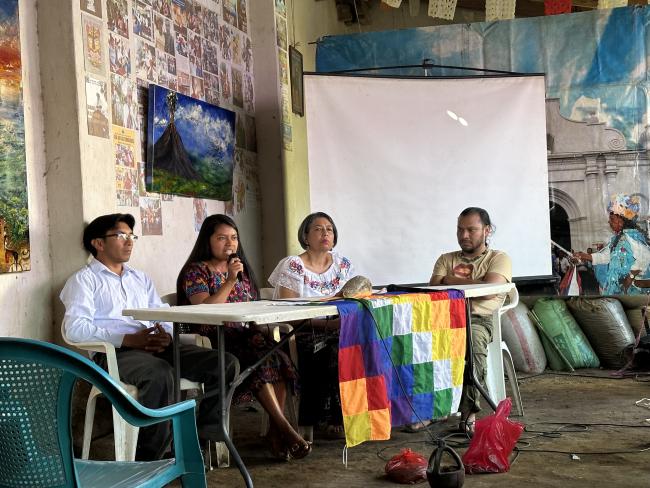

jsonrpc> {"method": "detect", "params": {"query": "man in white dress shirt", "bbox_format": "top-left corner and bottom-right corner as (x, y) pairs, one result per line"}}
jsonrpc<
(60, 213), (238, 460)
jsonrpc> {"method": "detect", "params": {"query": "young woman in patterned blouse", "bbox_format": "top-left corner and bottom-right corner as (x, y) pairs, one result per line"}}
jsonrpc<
(177, 214), (311, 461)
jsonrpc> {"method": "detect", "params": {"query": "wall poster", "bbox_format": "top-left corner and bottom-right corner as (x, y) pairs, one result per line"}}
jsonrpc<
(0, 1), (29, 274)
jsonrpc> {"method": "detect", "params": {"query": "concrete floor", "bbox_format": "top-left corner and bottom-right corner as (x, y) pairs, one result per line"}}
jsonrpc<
(78, 371), (650, 487)
(200, 372), (650, 488)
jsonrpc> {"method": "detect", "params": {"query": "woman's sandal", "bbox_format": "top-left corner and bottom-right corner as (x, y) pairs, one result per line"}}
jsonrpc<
(288, 440), (312, 460)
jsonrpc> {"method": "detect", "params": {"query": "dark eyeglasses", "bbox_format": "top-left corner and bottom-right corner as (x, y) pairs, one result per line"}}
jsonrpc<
(102, 232), (139, 242)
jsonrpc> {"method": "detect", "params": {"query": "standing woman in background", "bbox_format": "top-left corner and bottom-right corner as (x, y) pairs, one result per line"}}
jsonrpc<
(177, 214), (311, 460)
(575, 194), (650, 295)
(268, 211), (356, 438)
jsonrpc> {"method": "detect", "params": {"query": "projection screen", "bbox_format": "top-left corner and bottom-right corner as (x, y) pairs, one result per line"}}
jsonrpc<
(305, 74), (550, 285)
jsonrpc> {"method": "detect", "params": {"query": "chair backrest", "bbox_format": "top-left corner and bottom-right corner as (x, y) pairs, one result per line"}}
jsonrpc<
(161, 292), (178, 306)
(260, 288), (274, 300)
(500, 286), (519, 316)
(0, 338), (194, 487)
(0, 339), (83, 487)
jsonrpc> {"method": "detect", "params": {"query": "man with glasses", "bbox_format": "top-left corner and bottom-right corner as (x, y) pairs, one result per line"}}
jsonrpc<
(60, 213), (238, 460)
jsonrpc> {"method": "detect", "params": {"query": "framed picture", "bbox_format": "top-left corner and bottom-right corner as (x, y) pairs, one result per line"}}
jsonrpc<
(146, 84), (236, 200)
(289, 45), (304, 117)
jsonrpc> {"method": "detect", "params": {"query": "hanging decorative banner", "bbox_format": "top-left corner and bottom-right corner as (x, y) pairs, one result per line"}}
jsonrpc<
(486, 0), (516, 21)
(428, 0), (457, 20)
(382, 0), (403, 7)
(544, 0), (572, 15)
(597, 0), (626, 8)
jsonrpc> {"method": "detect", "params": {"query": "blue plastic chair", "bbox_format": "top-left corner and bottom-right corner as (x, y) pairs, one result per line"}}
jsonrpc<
(0, 338), (206, 488)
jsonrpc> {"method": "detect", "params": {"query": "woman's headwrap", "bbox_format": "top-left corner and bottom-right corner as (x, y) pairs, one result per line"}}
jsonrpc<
(608, 194), (640, 221)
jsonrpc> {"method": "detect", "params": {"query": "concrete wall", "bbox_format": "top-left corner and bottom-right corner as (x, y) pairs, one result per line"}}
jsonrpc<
(4, 0), (264, 340)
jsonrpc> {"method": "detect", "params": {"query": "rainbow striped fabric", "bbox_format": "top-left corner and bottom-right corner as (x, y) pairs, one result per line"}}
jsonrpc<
(336, 291), (467, 447)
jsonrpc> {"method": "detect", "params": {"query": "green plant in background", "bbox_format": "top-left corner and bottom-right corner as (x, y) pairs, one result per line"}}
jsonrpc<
(0, 195), (29, 247)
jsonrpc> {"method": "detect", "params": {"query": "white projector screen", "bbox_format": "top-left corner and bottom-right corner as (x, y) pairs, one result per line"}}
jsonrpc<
(305, 74), (550, 285)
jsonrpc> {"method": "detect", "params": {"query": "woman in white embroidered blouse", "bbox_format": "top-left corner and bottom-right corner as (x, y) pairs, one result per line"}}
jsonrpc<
(268, 212), (355, 298)
(268, 212), (356, 438)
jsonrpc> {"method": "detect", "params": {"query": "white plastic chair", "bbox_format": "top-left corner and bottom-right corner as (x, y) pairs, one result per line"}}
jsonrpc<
(485, 286), (524, 415)
(61, 323), (205, 462)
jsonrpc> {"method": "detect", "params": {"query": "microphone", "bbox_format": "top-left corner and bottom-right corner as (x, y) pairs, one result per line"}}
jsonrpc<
(227, 251), (243, 281)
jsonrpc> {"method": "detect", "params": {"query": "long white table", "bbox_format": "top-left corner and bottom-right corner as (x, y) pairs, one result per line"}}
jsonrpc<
(123, 282), (514, 487)
(408, 282), (514, 298)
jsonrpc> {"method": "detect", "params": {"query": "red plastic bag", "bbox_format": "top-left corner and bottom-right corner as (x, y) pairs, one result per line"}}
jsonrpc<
(462, 398), (524, 474)
(385, 448), (428, 484)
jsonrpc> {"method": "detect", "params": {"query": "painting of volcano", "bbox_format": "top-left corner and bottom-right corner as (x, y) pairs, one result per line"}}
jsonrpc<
(146, 84), (236, 200)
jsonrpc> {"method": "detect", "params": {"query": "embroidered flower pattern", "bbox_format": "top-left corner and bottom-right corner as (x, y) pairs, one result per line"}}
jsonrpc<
(301, 256), (352, 295)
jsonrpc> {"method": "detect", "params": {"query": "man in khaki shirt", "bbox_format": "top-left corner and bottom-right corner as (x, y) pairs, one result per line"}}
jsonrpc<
(430, 207), (512, 435)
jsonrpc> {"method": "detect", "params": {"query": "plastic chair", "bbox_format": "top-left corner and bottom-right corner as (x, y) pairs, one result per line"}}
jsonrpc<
(485, 286), (524, 416)
(0, 338), (206, 488)
(60, 322), (206, 464)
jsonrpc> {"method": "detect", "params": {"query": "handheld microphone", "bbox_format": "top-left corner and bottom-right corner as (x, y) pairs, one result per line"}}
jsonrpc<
(227, 252), (243, 281)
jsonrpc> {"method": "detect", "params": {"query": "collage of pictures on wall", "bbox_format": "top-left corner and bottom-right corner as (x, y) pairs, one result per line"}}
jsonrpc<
(274, 0), (295, 152)
(80, 0), (259, 236)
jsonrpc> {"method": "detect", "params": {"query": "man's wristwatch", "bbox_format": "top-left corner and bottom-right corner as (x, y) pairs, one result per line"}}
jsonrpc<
(629, 272), (636, 279)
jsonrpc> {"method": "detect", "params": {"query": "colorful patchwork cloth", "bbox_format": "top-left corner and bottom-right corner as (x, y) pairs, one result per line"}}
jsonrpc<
(336, 291), (467, 447)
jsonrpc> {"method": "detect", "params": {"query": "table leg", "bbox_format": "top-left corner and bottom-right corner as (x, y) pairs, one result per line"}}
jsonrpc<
(173, 322), (181, 403)
(217, 325), (254, 488)
(465, 300), (497, 411)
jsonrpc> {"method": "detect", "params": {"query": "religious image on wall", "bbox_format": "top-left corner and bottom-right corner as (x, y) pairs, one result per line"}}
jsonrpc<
(116, 165), (139, 207)
(133, 1), (153, 41)
(275, 13), (287, 51)
(204, 9), (218, 40)
(85, 75), (109, 138)
(218, 24), (231, 62)
(172, 0), (186, 28)
(82, 13), (105, 76)
(154, 0), (171, 18)
(237, 0), (247, 33)
(140, 196), (163, 235)
(136, 38), (156, 82)
(187, 1), (202, 34)
(193, 197), (207, 231)
(231, 30), (242, 66)
(109, 31), (131, 76)
(107, 0), (129, 38)
(0, 1), (29, 273)
(274, 0), (286, 18)
(111, 73), (138, 129)
(113, 125), (136, 168)
(316, 5), (650, 297)
(154, 12), (175, 55)
(81, 0), (103, 18)
(146, 85), (236, 200)
(223, 0), (237, 27)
